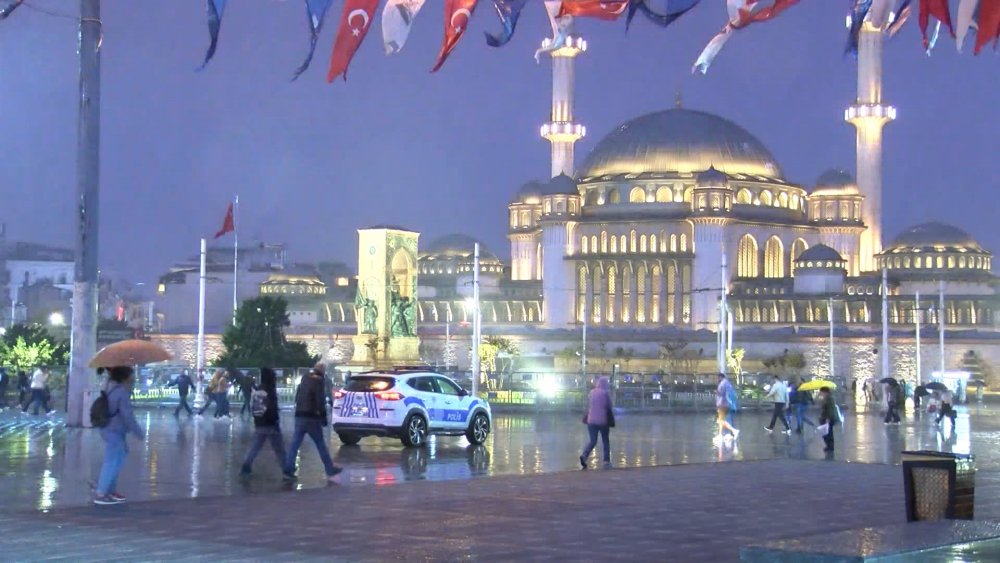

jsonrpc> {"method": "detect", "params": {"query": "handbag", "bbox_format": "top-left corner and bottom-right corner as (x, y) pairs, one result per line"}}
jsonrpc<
(817, 422), (830, 436)
(607, 404), (616, 428)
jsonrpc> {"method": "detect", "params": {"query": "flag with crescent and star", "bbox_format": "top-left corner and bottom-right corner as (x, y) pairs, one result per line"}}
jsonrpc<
(200, 0), (228, 69)
(0, 0), (25, 20)
(626, 0), (701, 31)
(292, 0), (334, 80)
(485, 0), (528, 48)
(845, 0), (873, 57)
(693, 0), (802, 74)
(974, 0), (1000, 54)
(327, 0), (379, 82)
(383, 0), (427, 54)
(918, 0), (955, 49)
(558, 0), (628, 20)
(431, 0), (479, 73)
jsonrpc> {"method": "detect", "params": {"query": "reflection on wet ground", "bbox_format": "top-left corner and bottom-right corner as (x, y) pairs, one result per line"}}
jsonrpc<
(2, 403), (1000, 511)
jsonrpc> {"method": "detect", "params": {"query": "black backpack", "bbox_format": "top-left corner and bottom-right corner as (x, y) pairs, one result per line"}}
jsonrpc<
(90, 390), (117, 428)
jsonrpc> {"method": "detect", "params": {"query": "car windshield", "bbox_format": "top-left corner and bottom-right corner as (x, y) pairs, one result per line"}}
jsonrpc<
(343, 376), (395, 392)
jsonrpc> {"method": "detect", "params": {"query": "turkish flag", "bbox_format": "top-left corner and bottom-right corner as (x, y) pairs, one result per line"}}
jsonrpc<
(974, 0), (1000, 55)
(432, 0), (478, 72)
(919, 0), (955, 49)
(558, 0), (628, 20)
(327, 0), (379, 82)
(214, 202), (235, 239)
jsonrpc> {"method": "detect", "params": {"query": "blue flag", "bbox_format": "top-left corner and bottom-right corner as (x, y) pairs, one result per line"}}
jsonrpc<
(292, 0), (334, 80)
(845, 0), (873, 57)
(626, 0), (701, 32)
(200, 0), (228, 69)
(0, 0), (25, 20)
(485, 0), (528, 47)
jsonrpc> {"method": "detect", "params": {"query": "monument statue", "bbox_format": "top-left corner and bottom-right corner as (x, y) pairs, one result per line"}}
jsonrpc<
(390, 289), (416, 337)
(355, 287), (378, 335)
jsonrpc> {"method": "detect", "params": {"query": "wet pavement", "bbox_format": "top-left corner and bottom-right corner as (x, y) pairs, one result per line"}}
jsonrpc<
(2, 402), (1000, 512)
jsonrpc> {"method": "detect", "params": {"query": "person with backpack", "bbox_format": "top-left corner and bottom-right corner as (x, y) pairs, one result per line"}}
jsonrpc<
(241, 367), (286, 476)
(817, 386), (839, 453)
(167, 369), (194, 417)
(283, 363), (342, 482)
(93, 366), (145, 505)
(715, 373), (740, 442)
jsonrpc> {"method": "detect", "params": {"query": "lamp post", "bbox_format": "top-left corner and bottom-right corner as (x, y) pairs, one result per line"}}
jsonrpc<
(915, 291), (921, 384)
(471, 243), (481, 397)
(828, 297), (835, 380)
(938, 280), (945, 378)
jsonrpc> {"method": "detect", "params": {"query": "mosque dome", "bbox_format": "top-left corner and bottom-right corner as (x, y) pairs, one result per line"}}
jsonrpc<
(811, 169), (860, 196)
(421, 234), (501, 263)
(796, 244), (844, 264)
(541, 174), (579, 196)
(516, 180), (544, 203)
(696, 166), (729, 188)
(885, 222), (983, 252)
(879, 223), (992, 275)
(577, 109), (783, 179)
(260, 271), (327, 297)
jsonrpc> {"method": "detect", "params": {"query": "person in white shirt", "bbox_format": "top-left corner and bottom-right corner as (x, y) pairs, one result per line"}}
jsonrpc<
(764, 374), (791, 434)
(23, 368), (54, 416)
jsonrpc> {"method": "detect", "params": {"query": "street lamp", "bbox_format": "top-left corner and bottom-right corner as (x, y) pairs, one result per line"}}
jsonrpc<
(49, 312), (66, 327)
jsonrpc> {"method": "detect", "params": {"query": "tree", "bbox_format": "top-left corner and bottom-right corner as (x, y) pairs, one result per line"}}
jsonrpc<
(215, 296), (317, 368)
(0, 323), (69, 371)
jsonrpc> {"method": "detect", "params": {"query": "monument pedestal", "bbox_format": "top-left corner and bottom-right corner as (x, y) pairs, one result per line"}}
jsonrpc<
(349, 335), (420, 369)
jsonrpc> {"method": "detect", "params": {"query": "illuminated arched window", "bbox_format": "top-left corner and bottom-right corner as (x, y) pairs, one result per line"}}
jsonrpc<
(577, 267), (588, 322)
(636, 264), (647, 323)
(510, 211), (517, 227)
(790, 238), (808, 275)
(607, 265), (617, 323)
(680, 234), (688, 252)
(915, 256), (922, 268)
(593, 267), (603, 324)
(778, 192), (789, 208)
(640, 234), (647, 253)
(764, 236), (784, 278)
(611, 235), (618, 254)
(585, 191), (600, 206)
(590, 235), (598, 254)
(736, 188), (752, 204)
(607, 188), (621, 204)
(759, 190), (773, 206)
(947, 256), (956, 269)
(651, 264), (661, 323)
(673, 187), (684, 202)
(622, 266), (632, 323)
(959, 256), (966, 268)
(544, 200), (551, 213)
(620, 235), (626, 253)
(629, 187), (645, 203)
(655, 187), (671, 202)
(520, 211), (529, 225)
(630, 230), (637, 253)
(936, 256), (944, 269)
(683, 187), (693, 203)
(659, 231), (666, 252)
(666, 262), (677, 323)
(711, 194), (721, 209)
(790, 194), (800, 210)
(600, 231), (608, 253)
(649, 234), (657, 253)
(582, 236), (589, 254)
(670, 234), (677, 252)
(737, 234), (759, 278)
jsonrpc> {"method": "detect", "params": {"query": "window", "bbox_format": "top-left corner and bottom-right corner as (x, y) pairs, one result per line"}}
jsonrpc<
(680, 234), (688, 252)
(622, 266), (632, 323)
(790, 194), (800, 210)
(582, 236), (589, 254)
(640, 234), (647, 253)
(556, 201), (566, 213)
(637, 265), (647, 323)
(711, 194), (721, 209)
(409, 377), (436, 393)
(651, 264), (661, 323)
(738, 234), (759, 277)
(520, 211), (529, 226)
(611, 236), (618, 253)
(510, 211), (517, 228)
(591, 235), (598, 253)
(593, 268), (603, 323)
(601, 231), (608, 253)
(697, 195), (707, 209)
(840, 201), (850, 221)
(778, 192), (788, 208)
(620, 235), (627, 253)
(346, 376), (396, 392)
(937, 256), (944, 269)
(434, 377), (462, 396)
(607, 188), (621, 204)
(544, 200), (551, 213)
(736, 188), (752, 204)
(586, 191), (600, 206)
(683, 187), (693, 203)
(790, 238), (808, 275)
(630, 230), (637, 253)
(655, 187), (672, 202)
(764, 236), (784, 278)
(649, 234), (657, 253)
(759, 190), (773, 206)
(577, 267), (588, 322)
(670, 234), (677, 252)
(607, 265), (617, 323)
(629, 187), (645, 203)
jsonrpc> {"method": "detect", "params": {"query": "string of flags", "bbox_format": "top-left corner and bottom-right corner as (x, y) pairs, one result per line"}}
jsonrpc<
(1, 0), (996, 78)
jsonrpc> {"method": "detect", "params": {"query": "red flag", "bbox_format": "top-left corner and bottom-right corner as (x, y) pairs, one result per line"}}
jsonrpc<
(215, 202), (235, 239)
(974, 0), (1000, 55)
(919, 0), (955, 49)
(735, 0), (800, 28)
(558, 0), (628, 20)
(432, 0), (478, 73)
(327, 0), (379, 82)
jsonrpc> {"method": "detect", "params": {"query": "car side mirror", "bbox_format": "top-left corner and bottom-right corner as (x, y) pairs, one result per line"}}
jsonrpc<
(459, 388), (468, 397)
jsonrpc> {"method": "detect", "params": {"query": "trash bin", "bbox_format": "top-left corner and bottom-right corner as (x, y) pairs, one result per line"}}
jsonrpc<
(901, 450), (975, 522)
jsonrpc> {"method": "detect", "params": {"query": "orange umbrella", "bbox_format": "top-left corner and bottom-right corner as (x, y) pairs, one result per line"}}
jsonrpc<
(89, 339), (171, 368)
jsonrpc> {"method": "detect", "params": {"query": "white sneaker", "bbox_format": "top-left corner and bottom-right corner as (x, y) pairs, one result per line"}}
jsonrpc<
(782, 429), (791, 435)
(732, 429), (741, 441)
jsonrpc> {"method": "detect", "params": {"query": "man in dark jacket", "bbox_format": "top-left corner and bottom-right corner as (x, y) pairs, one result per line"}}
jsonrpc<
(167, 370), (194, 417)
(241, 367), (286, 475)
(16, 370), (29, 409)
(0, 367), (8, 408)
(233, 369), (255, 416)
(283, 363), (342, 482)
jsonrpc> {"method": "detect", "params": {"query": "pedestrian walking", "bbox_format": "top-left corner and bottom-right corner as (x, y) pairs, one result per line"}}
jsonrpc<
(715, 373), (740, 442)
(23, 368), (54, 415)
(241, 367), (286, 475)
(214, 371), (232, 418)
(195, 370), (219, 418)
(935, 390), (958, 427)
(93, 366), (145, 505)
(884, 382), (902, 425)
(764, 375), (791, 434)
(234, 369), (255, 416)
(16, 370), (29, 409)
(167, 369), (194, 417)
(283, 363), (342, 482)
(818, 387), (838, 453)
(579, 376), (614, 470)
(789, 379), (816, 434)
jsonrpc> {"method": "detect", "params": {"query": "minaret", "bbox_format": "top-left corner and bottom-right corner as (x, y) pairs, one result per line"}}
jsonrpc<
(540, 31), (586, 178)
(845, 16), (896, 272)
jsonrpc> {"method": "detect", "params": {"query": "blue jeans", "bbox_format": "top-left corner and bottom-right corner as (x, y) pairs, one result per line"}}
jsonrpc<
(96, 433), (127, 495)
(243, 426), (286, 471)
(25, 389), (50, 414)
(794, 403), (815, 431)
(581, 424), (611, 463)
(284, 418), (337, 477)
(214, 393), (231, 417)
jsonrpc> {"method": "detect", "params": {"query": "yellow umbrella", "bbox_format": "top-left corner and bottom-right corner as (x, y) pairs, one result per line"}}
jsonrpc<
(797, 379), (837, 392)
(89, 339), (171, 368)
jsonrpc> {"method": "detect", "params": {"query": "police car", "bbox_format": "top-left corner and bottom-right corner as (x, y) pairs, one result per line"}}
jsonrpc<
(331, 371), (492, 448)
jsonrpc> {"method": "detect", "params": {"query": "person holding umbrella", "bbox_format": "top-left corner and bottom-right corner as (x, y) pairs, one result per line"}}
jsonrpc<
(882, 378), (902, 425)
(817, 387), (839, 453)
(93, 366), (145, 505)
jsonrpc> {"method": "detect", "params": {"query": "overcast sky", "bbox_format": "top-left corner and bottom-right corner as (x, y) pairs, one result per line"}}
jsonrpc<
(0, 1), (996, 284)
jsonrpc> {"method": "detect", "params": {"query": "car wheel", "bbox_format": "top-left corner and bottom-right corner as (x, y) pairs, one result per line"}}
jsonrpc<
(337, 432), (361, 446)
(401, 414), (428, 447)
(465, 412), (490, 445)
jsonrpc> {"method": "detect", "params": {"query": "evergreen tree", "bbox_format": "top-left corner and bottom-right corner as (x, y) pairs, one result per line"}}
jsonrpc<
(215, 296), (317, 368)
(0, 323), (70, 370)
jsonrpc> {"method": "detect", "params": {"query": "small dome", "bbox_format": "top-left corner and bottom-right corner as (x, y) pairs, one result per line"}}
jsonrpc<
(696, 166), (729, 188)
(795, 244), (844, 264)
(421, 234), (500, 262)
(886, 222), (983, 252)
(811, 169), (859, 196)
(541, 174), (579, 196)
(516, 180), (543, 202)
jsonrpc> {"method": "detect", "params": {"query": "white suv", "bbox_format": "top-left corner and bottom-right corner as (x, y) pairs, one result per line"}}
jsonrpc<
(331, 371), (492, 448)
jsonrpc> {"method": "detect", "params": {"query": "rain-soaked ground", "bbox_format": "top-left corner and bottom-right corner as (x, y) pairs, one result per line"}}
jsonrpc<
(2, 402), (999, 512)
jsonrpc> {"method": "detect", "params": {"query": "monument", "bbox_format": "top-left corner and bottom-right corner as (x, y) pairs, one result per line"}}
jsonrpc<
(351, 226), (420, 367)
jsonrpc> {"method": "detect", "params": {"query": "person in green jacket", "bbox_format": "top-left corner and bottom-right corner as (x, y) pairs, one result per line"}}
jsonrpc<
(818, 387), (838, 453)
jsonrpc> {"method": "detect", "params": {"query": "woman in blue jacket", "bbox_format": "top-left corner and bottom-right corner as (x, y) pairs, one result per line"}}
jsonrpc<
(94, 366), (145, 505)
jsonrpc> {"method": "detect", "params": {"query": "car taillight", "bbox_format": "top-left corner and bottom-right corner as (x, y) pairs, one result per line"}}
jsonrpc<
(333, 390), (345, 399)
(374, 391), (404, 401)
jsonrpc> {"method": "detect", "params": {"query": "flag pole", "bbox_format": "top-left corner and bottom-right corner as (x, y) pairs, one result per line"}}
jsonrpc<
(232, 194), (238, 326)
(196, 238), (207, 403)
